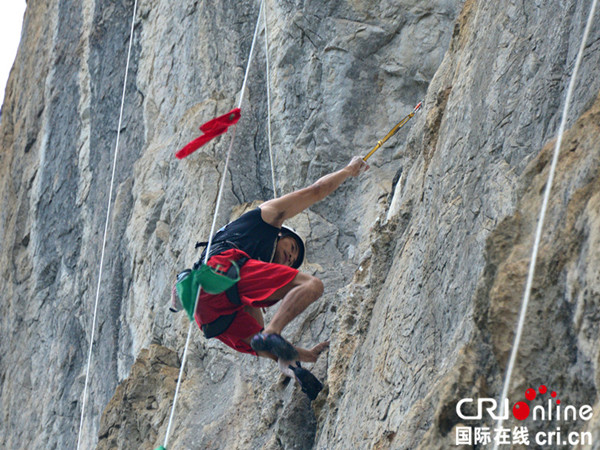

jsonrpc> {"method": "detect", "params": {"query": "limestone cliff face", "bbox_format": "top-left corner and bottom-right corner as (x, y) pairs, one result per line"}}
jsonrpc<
(1, 0), (599, 449)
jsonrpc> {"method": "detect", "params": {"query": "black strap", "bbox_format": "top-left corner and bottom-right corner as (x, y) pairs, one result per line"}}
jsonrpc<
(193, 240), (241, 270)
(224, 256), (249, 306)
(201, 312), (238, 339)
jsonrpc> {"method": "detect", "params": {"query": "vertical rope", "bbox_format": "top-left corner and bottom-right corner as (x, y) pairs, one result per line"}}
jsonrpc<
(492, 0), (598, 446)
(263, 0), (277, 198)
(237, 0), (265, 111)
(162, 322), (194, 449)
(203, 0), (265, 266)
(76, 1), (138, 448)
(161, 3), (265, 448)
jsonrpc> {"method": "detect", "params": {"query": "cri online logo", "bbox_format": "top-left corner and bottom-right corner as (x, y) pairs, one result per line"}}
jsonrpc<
(457, 385), (593, 422)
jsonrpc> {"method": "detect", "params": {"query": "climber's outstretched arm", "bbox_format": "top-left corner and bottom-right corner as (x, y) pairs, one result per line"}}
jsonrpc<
(260, 156), (368, 228)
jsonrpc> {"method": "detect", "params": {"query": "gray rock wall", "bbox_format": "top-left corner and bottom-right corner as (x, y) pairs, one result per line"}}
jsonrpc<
(1, 0), (599, 449)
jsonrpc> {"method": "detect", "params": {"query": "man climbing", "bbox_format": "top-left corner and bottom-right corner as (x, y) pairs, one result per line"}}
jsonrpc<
(189, 155), (368, 398)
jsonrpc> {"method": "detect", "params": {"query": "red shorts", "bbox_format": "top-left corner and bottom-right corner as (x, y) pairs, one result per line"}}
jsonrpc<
(194, 248), (298, 355)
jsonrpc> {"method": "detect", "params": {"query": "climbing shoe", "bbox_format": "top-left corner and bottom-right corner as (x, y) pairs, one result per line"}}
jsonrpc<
(289, 361), (323, 401)
(250, 333), (298, 361)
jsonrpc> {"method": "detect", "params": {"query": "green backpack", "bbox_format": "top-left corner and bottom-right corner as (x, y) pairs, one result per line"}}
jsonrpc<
(173, 260), (244, 322)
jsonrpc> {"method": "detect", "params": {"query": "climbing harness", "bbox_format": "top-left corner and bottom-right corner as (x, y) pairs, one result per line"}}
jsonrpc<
(491, 1), (598, 448)
(173, 256), (249, 338)
(363, 100), (423, 161)
(76, 1), (139, 449)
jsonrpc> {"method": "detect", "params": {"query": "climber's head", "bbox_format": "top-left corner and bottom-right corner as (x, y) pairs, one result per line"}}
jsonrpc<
(273, 227), (305, 269)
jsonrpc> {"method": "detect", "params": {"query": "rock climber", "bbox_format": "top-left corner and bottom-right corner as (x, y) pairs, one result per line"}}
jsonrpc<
(190, 155), (368, 398)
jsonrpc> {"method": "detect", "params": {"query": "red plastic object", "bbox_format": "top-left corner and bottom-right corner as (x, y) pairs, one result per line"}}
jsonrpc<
(176, 108), (241, 159)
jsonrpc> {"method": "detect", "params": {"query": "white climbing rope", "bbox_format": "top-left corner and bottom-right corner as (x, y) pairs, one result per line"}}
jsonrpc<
(203, 0), (265, 265)
(162, 321), (194, 449)
(237, 0), (264, 113)
(492, 0), (598, 446)
(263, 0), (278, 198)
(76, 1), (138, 449)
(162, 2), (265, 448)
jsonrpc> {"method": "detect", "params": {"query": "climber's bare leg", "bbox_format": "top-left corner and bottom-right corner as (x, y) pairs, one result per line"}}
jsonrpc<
(242, 272), (327, 361)
(244, 305), (265, 329)
(262, 272), (324, 335)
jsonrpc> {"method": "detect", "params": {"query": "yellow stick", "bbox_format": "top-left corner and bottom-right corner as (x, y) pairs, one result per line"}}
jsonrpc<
(363, 101), (423, 161)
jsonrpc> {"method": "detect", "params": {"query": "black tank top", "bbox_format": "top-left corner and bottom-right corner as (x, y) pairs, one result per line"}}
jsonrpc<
(201, 207), (281, 263)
